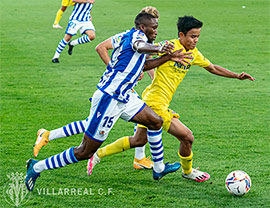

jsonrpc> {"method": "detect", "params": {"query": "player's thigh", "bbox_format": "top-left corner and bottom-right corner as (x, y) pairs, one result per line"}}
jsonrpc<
(148, 103), (180, 132)
(131, 104), (163, 130)
(119, 92), (161, 130)
(168, 117), (193, 141)
(80, 22), (95, 39)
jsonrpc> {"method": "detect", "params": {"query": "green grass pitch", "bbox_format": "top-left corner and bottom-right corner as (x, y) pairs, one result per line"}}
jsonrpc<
(1, 0), (269, 207)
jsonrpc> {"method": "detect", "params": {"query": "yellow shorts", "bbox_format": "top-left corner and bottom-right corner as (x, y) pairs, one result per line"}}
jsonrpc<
(62, 0), (74, 7)
(137, 102), (180, 132)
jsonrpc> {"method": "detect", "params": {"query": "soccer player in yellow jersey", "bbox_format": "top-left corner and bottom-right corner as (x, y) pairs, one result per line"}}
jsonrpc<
(53, 0), (75, 29)
(88, 15), (254, 182)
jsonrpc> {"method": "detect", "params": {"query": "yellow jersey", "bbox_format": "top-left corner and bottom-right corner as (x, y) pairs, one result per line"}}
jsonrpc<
(142, 39), (210, 107)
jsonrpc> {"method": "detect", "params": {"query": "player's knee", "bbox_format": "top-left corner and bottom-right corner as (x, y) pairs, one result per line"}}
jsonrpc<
(88, 33), (95, 41)
(64, 35), (72, 42)
(153, 116), (163, 130)
(183, 130), (194, 144)
(148, 116), (163, 130)
(61, 6), (67, 12)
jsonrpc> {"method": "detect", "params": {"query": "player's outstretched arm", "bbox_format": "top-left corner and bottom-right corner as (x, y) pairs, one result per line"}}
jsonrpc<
(143, 48), (192, 71)
(237, 72), (255, 81)
(133, 40), (174, 54)
(204, 63), (255, 81)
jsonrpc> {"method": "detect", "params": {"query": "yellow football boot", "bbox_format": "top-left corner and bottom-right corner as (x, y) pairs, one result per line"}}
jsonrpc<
(33, 129), (50, 157)
(133, 156), (153, 169)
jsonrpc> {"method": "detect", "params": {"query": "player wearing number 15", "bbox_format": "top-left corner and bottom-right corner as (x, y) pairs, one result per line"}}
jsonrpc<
(52, 0), (96, 63)
(25, 13), (191, 191)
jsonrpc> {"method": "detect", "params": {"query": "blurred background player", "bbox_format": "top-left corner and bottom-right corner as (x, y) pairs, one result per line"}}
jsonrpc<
(53, 0), (75, 29)
(34, 7), (160, 171)
(87, 16), (255, 182)
(52, 0), (96, 63)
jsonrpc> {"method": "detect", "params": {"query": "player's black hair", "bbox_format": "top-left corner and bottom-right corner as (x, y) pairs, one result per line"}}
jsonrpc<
(135, 12), (156, 28)
(177, 16), (203, 35)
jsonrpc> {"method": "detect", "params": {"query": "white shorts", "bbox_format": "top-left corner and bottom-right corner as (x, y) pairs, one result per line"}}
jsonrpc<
(85, 89), (145, 142)
(65, 20), (95, 36)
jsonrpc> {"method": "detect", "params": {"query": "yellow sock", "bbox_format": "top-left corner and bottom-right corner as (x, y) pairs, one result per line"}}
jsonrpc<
(178, 151), (193, 175)
(97, 136), (130, 158)
(54, 9), (63, 25)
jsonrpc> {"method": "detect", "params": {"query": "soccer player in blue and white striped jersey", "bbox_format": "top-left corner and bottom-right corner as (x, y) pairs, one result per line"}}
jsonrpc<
(52, 0), (96, 63)
(33, 7), (160, 170)
(26, 13), (189, 191)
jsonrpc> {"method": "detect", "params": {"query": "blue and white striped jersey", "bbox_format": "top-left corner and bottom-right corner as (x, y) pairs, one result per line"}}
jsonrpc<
(111, 30), (130, 49)
(69, 2), (93, 22)
(97, 28), (148, 103)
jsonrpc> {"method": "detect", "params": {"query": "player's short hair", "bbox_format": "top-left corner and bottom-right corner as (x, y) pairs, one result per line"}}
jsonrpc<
(135, 13), (156, 28)
(177, 16), (203, 35)
(140, 6), (160, 19)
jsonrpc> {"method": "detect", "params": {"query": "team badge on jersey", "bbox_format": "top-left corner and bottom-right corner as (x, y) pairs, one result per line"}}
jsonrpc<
(137, 32), (145, 39)
(99, 130), (105, 137)
(158, 40), (170, 46)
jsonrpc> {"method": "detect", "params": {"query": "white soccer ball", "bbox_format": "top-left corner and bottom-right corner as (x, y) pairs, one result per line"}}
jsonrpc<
(225, 170), (251, 196)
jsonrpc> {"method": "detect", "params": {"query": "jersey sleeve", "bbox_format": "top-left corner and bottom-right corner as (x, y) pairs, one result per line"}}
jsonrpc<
(193, 49), (210, 67)
(111, 30), (129, 49)
(131, 30), (148, 50)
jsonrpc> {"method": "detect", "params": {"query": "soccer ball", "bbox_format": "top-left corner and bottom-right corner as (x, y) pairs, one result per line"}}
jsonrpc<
(225, 170), (251, 196)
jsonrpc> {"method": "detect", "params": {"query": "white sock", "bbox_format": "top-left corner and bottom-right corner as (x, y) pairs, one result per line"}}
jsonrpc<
(33, 160), (47, 173)
(70, 35), (91, 46)
(53, 38), (68, 59)
(135, 145), (145, 160)
(49, 119), (88, 141)
(49, 128), (66, 141)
